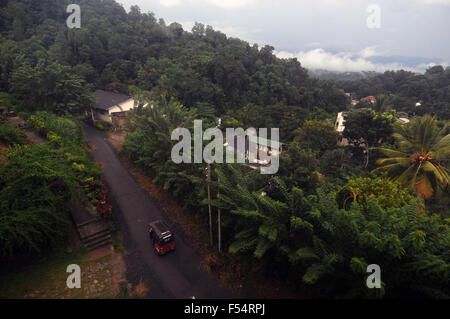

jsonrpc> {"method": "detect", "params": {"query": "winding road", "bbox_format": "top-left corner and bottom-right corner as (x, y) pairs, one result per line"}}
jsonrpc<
(84, 126), (237, 299)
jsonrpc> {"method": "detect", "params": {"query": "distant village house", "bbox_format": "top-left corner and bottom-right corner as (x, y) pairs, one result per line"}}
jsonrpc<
(360, 96), (376, 104)
(224, 133), (283, 168)
(335, 111), (349, 146)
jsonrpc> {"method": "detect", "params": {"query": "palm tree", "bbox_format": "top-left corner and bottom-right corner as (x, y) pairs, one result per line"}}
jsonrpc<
(373, 94), (390, 113)
(211, 165), (290, 259)
(372, 115), (449, 199)
(211, 165), (345, 285)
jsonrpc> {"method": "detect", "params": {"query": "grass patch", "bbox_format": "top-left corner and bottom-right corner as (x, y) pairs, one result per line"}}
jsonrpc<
(117, 282), (130, 299)
(112, 232), (125, 253)
(0, 246), (88, 299)
(0, 245), (121, 299)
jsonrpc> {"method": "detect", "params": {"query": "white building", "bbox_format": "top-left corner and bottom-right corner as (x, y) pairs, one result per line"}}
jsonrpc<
(223, 134), (283, 168)
(335, 112), (347, 134)
(335, 112), (350, 146)
(92, 90), (136, 122)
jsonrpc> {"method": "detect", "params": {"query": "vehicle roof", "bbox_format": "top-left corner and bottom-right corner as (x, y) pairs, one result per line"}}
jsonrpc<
(149, 220), (172, 238)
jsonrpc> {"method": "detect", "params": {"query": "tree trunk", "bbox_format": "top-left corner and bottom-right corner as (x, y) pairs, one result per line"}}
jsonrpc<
(364, 143), (370, 168)
(217, 176), (221, 253)
(90, 108), (95, 126)
(207, 163), (213, 246)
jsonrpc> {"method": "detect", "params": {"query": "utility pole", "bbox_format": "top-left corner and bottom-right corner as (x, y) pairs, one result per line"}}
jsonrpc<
(206, 163), (213, 246)
(218, 176), (222, 253)
(90, 108), (95, 126)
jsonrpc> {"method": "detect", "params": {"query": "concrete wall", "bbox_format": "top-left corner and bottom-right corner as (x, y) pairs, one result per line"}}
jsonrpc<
(96, 111), (111, 122)
(94, 99), (135, 122)
(108, 99), (135, 115)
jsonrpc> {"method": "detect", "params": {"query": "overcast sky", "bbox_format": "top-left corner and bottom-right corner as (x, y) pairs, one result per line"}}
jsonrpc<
(117, 0), (450, 72)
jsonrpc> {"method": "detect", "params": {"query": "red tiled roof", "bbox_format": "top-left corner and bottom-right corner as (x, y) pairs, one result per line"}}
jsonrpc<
(361, 96), (376, 102)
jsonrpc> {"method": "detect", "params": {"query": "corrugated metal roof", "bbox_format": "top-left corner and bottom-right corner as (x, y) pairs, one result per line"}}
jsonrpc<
(93, 90), (133, 110)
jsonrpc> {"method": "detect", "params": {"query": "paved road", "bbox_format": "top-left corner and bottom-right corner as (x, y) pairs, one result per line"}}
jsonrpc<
(84, 126), (237, 299)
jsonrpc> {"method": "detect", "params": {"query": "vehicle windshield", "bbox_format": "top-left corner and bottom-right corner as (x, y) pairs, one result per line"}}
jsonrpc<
(157, 234), (173, 246)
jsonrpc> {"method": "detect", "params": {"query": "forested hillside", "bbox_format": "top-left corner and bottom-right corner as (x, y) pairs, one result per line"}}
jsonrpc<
(337, 67), (450, 119)
(0, 0), (449, 299)
(0, 0), (348, 123)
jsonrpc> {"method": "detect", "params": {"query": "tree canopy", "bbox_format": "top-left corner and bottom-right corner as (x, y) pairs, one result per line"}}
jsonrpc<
(0, 0), (348, 117)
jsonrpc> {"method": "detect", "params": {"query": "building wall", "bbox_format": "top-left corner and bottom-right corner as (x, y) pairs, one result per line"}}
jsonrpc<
(93, 99), (135, 122)
(335, 112), (346, 133)
(95, 110), (111, 122)
(108, 99), (135, 115)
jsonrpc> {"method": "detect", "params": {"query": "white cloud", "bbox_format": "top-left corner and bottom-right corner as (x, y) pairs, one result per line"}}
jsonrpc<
(160, 0), (181, 7)
(213, 25), (261, 42)
(276, 48), (415, 72)
(416, 61), (449, 70)
(416, 0), (450, 5)
(178, 21), (195, 32)
(205, 0), (256, 8)
(359, 46), (380, 58)
(159, 0), (256, 9)
(177, 20), (260, 43)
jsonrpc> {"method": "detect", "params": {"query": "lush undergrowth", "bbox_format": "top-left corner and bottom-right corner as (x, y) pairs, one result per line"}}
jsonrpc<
(0, 112), (101, 261)
(123, 100), (449, 299)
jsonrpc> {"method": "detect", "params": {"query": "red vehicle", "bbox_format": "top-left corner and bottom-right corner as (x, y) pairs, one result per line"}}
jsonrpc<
(148, 220), (175, 255)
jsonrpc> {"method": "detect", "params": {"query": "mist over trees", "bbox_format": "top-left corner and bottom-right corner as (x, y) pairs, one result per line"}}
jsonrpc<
(0, 0), (449, 299)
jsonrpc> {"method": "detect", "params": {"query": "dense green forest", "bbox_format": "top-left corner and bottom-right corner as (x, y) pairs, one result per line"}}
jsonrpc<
(337, 67), (450, 119)
(0, 112), (101, 259)
(0, 0), (348, 122)
(123, 99), (449, 299)
(0, 0), (449, 299)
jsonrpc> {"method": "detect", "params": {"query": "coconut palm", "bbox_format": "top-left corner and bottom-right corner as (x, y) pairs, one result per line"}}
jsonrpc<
(372, 115), (449, 199)
(373, 94), (390, 113)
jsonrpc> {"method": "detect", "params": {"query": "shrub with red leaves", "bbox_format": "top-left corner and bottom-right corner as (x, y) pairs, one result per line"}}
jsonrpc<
(95, 187), (112, 218)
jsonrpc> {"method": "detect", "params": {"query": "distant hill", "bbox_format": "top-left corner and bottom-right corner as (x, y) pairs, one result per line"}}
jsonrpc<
(335, 66), (450, 119)
(0, 0), (348, 118)
(366, 55), (444, 70)
(308, 69), (381, 81)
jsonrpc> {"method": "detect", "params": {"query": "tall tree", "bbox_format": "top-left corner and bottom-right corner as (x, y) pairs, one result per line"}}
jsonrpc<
(343, 109), (395, 168)
(9, 60), (93, 114)
(293, 120), (338, 156)
(372, 115), (449, 199)
(373, 94), (391, 113)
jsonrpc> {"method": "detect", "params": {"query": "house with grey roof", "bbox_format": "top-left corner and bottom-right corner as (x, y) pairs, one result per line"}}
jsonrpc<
(91, 90), (136, 122)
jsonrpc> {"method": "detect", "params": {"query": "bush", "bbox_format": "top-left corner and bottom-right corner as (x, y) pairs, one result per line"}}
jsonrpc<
(0, 144), (75, 259)
(0, 122), (25, 146)
(293, 120), (339, 155)
(29, 112), (81, 142)
(17, 112), (30, 121)
(337, 177), (420, 210)
(47, 131), (63, 146)
(95, 122), (104, 130)
(94, 120), (112, 131)
(0, 92), (18, 111)
(304, 188), (450, 298)
(0, 113), (101, 260)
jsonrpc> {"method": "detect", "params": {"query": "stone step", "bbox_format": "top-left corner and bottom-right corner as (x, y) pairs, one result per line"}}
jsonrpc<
(80, 228), (111, 242)
(78, 220), (111, 240)
(83, 234), (112, 248)
(86, 239), (113, 251)
(76, 218), (98, 228)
